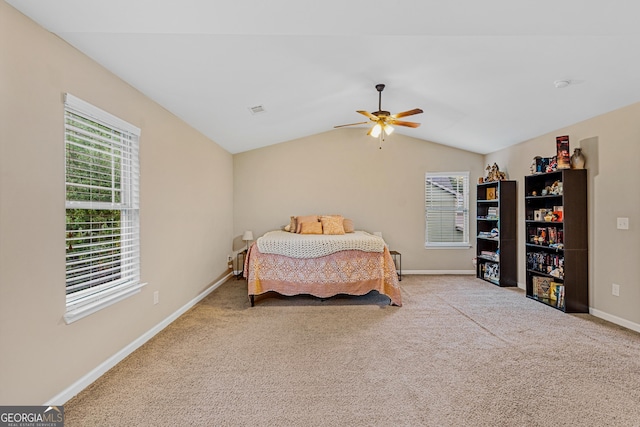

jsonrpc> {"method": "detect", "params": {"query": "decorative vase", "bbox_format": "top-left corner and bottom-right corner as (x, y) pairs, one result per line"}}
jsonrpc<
(570, 148), (586, 169)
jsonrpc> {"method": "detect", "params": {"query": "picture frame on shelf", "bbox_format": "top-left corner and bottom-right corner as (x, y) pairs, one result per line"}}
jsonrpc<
(556, 135), (571, 169)
(486, 187), (496, 200)
(534, 209), (544, 221)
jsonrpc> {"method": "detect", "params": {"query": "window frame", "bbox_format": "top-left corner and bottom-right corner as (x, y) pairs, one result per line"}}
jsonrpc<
(64, 93), (145, 323)
(424, 171), (471, 249)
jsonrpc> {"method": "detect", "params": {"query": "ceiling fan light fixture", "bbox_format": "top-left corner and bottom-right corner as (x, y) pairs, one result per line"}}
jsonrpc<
(368, 122), (393, 139)
(370, 123), (382, 138)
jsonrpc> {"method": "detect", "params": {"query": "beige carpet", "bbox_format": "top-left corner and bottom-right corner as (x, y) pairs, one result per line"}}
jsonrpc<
(65, 275), (640, 426)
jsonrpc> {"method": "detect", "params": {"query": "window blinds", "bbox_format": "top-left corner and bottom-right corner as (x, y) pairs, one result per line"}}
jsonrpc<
(425, 172), (470, 247)
(64, 93), (143, 323)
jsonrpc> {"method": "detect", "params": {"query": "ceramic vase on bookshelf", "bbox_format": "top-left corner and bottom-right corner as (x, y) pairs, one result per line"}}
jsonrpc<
(570, 148), (586, 169)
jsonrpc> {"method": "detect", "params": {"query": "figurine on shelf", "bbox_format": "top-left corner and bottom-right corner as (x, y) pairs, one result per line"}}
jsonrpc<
(549, 267), (563, 279)
(530, 157), (540, 174)
(484, 163), (507, 182)
(571, 148), (586, 169)
(549, 180), (562, 195)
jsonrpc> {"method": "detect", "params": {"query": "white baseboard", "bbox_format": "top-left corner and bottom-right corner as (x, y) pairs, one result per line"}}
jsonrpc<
(589, 308), (640, 333)
(45, 272), (233, 406)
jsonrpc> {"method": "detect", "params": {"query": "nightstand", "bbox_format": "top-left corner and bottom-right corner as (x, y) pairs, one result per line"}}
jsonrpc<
(236, 249), (247, 279)
(389, 250), (401, 281)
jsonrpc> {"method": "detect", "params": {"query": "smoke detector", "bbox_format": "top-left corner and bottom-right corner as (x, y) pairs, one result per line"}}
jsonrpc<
(554, 80), (571, 89)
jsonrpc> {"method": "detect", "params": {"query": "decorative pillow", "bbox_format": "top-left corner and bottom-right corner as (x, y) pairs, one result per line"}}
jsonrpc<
(288, 216), (297, 233)
(300, 221), (323, 234)
(295, 215), (319, 233)
(320, 215), (345, 235)
(343, 218), (355, 233)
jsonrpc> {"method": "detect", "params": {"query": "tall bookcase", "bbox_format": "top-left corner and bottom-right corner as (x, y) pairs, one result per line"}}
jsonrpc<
(476, 180), (517, 287)
(524, 169), (588, 313)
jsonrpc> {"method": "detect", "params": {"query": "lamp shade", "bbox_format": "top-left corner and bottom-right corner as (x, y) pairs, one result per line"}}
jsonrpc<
(242, 231), (254, 241)
(370, 123), (382, 138)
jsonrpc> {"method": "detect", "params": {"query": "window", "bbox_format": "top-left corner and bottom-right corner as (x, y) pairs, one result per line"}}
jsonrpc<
(64, 94), (144, 323)
(425, 172), (470, 248)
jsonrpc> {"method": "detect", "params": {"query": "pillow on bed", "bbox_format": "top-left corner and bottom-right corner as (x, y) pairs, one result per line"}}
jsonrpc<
(288, 216), (297, 233)
(320, 215), (345, 235)
(295, 215), (319, 233)
(343, 218), (355, 233)
(300, 221), (323, 234)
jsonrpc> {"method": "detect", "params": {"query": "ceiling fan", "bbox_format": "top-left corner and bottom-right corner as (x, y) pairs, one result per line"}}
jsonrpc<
(334, 83), (423, 146)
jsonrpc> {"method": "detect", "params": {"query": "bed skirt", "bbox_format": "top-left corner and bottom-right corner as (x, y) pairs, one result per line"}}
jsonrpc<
(244, 243), (402, 306)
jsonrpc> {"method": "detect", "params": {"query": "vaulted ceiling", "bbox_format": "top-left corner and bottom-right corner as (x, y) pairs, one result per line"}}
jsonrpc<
(7, 0), (640, 154)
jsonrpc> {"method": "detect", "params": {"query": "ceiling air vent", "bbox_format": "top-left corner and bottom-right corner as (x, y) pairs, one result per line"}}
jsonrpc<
(248, 105), (266, 115)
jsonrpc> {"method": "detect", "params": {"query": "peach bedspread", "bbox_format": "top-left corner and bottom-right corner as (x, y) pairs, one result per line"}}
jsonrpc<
(244, 243), (402, 306)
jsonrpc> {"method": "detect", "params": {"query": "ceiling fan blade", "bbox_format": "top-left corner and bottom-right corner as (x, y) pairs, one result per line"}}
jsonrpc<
(334, 121), (369, 128)
(388, 119), (421, 128)
(392, 108), (423, 119)
(357, 110), (379, 121)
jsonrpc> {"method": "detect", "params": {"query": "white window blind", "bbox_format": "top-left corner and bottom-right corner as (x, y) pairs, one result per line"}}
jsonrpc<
(425, 172), (470, 248)
(64, 93), (144, 323)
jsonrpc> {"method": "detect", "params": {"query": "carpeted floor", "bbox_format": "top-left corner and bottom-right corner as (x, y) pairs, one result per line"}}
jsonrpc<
(65, 275), (640, 426)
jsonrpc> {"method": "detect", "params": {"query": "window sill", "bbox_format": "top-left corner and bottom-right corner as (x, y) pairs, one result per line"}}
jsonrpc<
(64, 282), (147, 324)
(425, 244), (472, 250)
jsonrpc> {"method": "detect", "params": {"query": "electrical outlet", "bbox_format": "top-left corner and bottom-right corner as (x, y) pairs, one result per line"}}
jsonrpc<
(612, 283), (620, 297)
(153, 291), (159, 305)
(617, 217), (629, 230)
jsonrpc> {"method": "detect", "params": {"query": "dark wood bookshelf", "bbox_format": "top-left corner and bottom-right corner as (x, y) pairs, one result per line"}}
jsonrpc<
(476, 180), (517, 287)
(524, 169), (588, 313)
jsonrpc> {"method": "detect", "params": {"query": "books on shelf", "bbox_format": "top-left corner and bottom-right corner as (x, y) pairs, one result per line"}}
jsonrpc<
(532, 276), (552, 299)
(480, 251), (499, 261)
(532, 276), (565, 309)
(478, 232), (498, 239)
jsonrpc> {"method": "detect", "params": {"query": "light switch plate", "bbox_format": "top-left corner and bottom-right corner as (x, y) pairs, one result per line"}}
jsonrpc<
(617, 217), (629, 230)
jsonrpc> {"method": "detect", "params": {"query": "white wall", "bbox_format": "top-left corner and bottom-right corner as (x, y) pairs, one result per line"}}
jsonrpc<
(0, 2), (234, 404)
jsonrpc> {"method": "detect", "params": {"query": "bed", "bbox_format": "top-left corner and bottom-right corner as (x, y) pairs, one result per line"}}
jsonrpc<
(243, 230), (402, 306)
